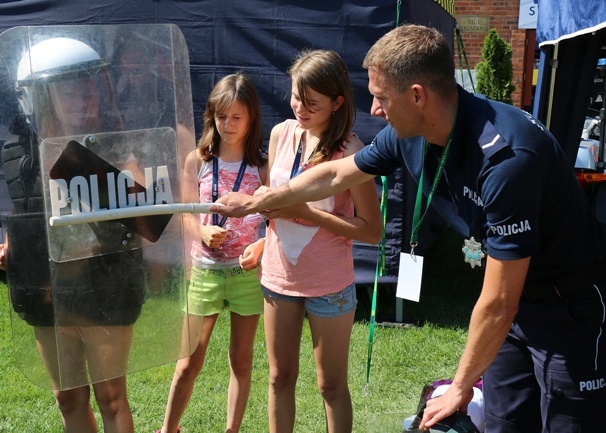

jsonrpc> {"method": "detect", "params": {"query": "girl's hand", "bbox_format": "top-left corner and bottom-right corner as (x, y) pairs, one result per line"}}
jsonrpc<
(0, 243), (6, 270)
(261, 203), (311, 221)
(253, 185), (270, 196)
(239, 239), (264, 270)
(200, 225), (228, 249)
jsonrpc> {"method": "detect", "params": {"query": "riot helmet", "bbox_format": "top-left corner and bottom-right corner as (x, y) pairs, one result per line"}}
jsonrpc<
(15, 37), (122, 138)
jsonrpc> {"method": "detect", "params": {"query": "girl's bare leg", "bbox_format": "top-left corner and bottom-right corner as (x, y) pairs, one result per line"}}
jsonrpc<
(308, 310), (355, 433)
(264, 297), (306, 433)
(225, 312), (260, 432)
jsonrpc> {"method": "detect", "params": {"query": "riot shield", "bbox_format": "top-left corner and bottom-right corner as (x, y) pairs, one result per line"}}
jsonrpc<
(0, 24), (203, 390)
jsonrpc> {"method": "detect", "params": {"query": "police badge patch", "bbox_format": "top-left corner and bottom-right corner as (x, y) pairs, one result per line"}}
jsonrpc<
(462, 237), (485, 269)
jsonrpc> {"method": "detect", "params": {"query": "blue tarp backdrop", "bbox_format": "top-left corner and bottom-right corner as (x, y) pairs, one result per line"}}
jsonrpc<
(0, 0), (454, 147)
(0, 0), (455, 285)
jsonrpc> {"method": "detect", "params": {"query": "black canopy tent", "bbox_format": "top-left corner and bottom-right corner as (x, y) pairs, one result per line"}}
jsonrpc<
(0, 0), (455, 286)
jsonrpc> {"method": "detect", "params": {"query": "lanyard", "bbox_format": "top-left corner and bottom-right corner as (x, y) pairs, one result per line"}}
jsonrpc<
(290, 136), (304, 179)
(410, 116), (457, 255)
(291, 134), (319, 179)
(364, 175), (388, 394)
(212, 157), (247, 227)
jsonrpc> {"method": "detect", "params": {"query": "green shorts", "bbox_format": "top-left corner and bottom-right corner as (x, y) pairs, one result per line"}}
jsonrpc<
(187, 265), (263, 317)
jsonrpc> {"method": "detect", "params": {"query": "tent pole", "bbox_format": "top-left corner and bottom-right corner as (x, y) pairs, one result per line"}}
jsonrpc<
(545, 43), (559, 130)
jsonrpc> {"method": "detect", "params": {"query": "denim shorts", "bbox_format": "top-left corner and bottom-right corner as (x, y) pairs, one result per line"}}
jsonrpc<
(261, 283), (357, 318)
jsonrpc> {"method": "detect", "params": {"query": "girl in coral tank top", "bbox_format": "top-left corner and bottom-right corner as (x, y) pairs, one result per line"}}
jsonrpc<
(260, 49), (382, 433)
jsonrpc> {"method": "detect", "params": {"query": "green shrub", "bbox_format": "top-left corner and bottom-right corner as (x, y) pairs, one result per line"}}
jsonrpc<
(475, 29), (516, 104)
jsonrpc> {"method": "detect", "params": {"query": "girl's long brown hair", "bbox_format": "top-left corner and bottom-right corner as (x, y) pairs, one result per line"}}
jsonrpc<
(288, 49), (355, 165)
(197, 72), (264, 167)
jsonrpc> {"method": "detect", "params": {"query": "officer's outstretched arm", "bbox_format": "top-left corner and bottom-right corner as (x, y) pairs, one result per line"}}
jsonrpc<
(214, 154), (373, 218)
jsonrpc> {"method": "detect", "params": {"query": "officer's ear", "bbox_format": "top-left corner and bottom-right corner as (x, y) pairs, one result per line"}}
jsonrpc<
(410, 84), (428, 108)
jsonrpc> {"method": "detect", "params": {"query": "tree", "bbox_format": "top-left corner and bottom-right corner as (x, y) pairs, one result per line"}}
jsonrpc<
(475, 29), (516, 104)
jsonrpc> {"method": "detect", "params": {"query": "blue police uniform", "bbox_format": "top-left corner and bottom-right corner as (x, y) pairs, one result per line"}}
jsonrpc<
(354, 85), (606, 432)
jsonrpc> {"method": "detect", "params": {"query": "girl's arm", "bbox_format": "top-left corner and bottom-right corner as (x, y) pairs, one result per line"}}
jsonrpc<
(265, 121), (285, 186)
(263, 135), (382, 245)
(240, 145), (271, 270)
(183, 150), (229, 248)
(182, 150), (203, 267)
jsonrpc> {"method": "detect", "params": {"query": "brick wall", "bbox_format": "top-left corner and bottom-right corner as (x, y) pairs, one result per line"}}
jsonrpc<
(454, 0), (528, 108)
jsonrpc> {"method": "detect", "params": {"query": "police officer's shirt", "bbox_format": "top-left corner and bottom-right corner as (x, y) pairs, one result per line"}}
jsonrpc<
(354, 86), (606, 287)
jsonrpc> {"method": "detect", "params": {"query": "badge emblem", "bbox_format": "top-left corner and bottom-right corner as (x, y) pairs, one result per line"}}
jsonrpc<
(462, 237), (485, 269)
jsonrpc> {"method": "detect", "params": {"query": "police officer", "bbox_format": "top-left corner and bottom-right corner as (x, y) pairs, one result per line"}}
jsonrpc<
(213, 24), (606, 432)
(1, 36), (140, 433)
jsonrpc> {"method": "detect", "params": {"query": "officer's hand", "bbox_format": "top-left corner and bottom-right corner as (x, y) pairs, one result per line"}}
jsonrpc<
(211, 192), (260, 218)
(419, 384), (473, 430)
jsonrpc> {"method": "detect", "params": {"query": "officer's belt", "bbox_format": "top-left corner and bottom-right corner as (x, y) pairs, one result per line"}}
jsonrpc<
(521, 256), (606, 302)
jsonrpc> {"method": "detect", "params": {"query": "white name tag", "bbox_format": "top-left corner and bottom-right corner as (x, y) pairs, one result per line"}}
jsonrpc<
(396, 252), (424, 302)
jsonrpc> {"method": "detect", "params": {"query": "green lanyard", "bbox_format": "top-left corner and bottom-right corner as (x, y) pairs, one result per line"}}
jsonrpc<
(366, 0), (398, 391)
(364, 175), (388, 394)
(410, 118), (457, 255)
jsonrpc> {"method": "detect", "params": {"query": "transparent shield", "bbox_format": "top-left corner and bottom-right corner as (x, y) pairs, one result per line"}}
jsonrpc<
(0, 24), (202, 390)
(40, 129), (181, 262)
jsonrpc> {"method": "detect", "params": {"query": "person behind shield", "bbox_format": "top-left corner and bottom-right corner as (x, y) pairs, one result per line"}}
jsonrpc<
(0, 37), (145, 433)
(258, 49), (382, 433)
(212, 25), (606, 432)
(156, 72), (267, 433)
(112, 29), (174, 131)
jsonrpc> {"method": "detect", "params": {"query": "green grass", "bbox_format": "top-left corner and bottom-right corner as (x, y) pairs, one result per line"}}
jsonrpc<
(0, 228), (483, 432)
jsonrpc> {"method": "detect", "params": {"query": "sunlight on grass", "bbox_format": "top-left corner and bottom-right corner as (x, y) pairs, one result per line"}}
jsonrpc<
(0, 228), (481, 432)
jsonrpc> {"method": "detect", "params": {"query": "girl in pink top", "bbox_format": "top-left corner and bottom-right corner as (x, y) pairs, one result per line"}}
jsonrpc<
(158, 73), (267, 433)
(260, 49), (382, 433)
